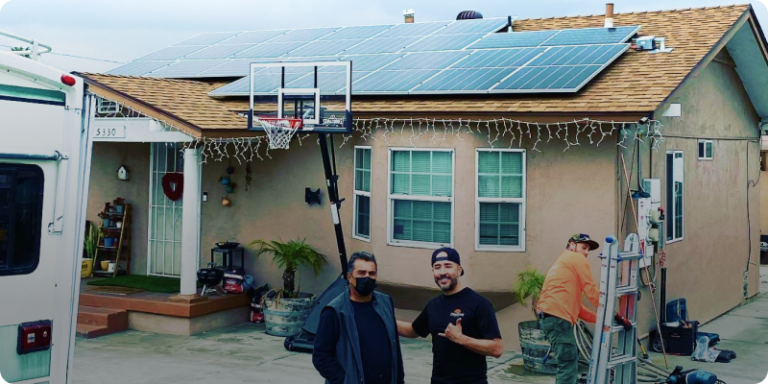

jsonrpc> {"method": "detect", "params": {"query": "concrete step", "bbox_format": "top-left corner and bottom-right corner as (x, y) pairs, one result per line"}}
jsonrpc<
(77, 306), (128, 338)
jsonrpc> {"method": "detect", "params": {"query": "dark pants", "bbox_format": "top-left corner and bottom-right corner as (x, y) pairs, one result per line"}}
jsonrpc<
(539, 314), (579, 384)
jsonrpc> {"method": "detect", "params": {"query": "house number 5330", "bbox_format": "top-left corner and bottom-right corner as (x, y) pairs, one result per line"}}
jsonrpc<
(93, 127), (125, 138)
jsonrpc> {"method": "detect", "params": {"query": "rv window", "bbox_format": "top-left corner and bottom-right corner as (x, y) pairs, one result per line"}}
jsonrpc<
(0, 84), (66, 105)
(0, 164), (44, 276)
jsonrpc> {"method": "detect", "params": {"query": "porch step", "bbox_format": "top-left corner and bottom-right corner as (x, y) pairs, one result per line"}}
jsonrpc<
(76, 306), (128, 338)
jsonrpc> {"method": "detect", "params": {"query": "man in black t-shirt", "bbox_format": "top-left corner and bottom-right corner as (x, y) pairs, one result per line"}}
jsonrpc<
(397, 247), (503, 384)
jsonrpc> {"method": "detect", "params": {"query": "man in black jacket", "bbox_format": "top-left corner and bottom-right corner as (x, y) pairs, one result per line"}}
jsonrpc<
(312, 252), (405, 384)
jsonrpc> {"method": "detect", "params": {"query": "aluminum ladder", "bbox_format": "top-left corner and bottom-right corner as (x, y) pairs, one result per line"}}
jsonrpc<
(587, 234), (643, 384)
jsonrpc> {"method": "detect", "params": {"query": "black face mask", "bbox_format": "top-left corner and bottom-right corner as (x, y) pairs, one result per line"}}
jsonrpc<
(353, 277), (377, 296)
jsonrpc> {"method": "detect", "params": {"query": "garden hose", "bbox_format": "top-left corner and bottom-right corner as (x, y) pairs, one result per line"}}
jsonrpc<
(573, 322), (727, 384)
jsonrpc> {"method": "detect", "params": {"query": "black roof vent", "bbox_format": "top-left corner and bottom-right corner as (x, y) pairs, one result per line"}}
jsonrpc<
(456, 10), (483, 20)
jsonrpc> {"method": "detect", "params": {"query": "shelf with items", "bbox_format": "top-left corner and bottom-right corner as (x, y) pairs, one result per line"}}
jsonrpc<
(91, 198), (131, 278)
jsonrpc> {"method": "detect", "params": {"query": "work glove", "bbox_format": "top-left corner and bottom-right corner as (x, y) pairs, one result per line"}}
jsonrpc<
(614, 313), (632, 331)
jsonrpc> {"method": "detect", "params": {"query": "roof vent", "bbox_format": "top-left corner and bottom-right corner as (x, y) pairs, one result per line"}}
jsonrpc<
(404, 9), (415, 23)
(457, 10), (483, 20)
(604, 3), (615, 28)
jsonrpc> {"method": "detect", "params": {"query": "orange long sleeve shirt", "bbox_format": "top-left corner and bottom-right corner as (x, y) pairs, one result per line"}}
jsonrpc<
(536, 250), (600, 324)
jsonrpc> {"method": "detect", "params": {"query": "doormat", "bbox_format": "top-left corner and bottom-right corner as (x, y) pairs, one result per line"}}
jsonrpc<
(86, 286), (146, 296)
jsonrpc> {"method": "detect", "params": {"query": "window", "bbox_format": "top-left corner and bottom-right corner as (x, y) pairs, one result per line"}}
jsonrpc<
(476, 149), (526, 251)
(698, 140), (713, 160)
(0, 164), (44, 276)
(353, 147), (372, 241)
(388, 149), (453, 247)
(666, 151), (684, 242)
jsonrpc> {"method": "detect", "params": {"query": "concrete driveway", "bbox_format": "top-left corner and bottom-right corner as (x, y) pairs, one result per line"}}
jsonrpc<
(72, 267), (768, 384)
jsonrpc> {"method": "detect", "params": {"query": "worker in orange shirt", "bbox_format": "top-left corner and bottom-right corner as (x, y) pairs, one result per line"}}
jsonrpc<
(535, 234), (601, 384)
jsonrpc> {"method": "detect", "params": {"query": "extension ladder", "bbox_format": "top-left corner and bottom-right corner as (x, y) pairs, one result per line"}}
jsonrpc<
(587, 234), (643, 384)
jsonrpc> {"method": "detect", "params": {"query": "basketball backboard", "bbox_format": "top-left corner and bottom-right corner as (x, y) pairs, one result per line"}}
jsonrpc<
(248, 61), (352, 134)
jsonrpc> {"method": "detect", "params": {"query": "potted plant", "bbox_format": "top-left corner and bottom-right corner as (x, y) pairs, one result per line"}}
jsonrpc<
(113, 197), (126, 214)
(512, 267), (558, 375)
(98, 212), (110, 228)
(82, 224), (102, 278)
(248, 238), (327, 337)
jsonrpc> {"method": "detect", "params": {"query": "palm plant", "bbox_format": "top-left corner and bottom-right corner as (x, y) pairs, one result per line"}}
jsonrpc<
(248, 239), (327, 298)
(512, 267), (546, 317)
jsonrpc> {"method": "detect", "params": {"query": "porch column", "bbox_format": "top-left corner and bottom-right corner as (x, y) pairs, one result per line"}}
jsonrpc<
(180, 148), (202, 296)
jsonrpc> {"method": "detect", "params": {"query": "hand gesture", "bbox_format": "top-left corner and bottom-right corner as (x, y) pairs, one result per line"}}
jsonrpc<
(438, 318), (464, 344)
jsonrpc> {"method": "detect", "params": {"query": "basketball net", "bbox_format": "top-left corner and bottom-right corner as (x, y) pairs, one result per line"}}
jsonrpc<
(256, 117), (303, 149)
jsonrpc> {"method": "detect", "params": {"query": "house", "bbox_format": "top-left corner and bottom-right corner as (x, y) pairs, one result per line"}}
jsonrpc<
(78, 4), (766, 345)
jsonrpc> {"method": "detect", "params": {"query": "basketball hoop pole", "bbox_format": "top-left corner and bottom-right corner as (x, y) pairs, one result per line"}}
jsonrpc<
(318, 133), (348, 273)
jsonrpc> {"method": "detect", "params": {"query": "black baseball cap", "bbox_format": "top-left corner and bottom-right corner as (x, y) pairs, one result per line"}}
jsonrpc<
(568, 233), (600, 251)
(431, 247), (464, 276)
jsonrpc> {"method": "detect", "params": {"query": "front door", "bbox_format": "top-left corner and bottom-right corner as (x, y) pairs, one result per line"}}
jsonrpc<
(148, 143), (183, 277)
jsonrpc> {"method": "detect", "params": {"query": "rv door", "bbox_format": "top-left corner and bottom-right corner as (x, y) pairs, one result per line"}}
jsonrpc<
(0, 50), (93, 384)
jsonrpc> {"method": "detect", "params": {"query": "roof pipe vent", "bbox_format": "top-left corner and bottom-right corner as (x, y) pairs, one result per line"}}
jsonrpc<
(457, 10), (483, 20)
(404, 9), (415, 23)
(604, 3), (615, 28)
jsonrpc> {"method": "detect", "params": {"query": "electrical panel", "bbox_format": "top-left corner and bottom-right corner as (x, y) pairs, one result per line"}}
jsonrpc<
(639, 179), (661, 268)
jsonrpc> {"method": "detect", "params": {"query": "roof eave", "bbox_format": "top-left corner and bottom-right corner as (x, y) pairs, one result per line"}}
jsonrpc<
(77, 73), (204, 139)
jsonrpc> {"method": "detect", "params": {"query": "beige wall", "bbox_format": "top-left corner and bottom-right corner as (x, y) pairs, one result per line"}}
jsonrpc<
(86, 142), (150, 275)
(196, 122), (618, 347)
(632, 49), (762, 335)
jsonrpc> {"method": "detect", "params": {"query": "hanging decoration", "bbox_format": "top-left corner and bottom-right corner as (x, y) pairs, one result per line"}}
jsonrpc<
(91, 94), (665, 165)
(161, 173), (184, 201)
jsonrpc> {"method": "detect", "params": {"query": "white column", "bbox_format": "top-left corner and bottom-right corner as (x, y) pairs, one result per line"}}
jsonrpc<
(180, 148), (201, 296)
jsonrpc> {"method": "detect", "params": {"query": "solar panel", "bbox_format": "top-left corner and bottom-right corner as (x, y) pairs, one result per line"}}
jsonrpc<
(528, 44), (626, 66)
(106, 61), (173, 76)
(401, 34), (486, 52)
(148, 60), (226, 77)
(432, 18), (510, 35)
(354, 70), (440, 92)
(541, 26), (639, 46)
(378, 22), (449, 37)
(286, 71), (370, 93)
(269, 27), (341, 42)
(186, 44), (257, 59)
(342, 36), (423, 55)
(385, 51), (471, 70)
(453, 48), (546, 68)
(173, 32), (239, 46)
(198, 60), (254, 77)
(137, 45), (207, 61)
(468, 31), (558, 49)
(209, 77), (252, 95)
(224, 30), (291, 45)
(286, 39), (366, 57)
(235, 41), (311, 58)
(337, 54), (405, 71)
(321, 25), (395, 40)
(414, 67), (517, 91)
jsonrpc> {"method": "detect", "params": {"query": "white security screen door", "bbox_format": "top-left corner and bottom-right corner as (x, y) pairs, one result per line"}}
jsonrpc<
(148, 143), (183, 277)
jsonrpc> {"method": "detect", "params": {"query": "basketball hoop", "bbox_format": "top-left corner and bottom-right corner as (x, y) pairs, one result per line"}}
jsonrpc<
(256, 117), (303, 149)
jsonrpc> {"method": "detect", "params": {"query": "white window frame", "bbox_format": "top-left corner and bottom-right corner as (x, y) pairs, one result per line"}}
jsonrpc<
(387, 147), (455, 249)
(698, 140), (713, 161)
(353, 146), (372, 242)
(666, 150), (684, 243)
(475, 148), (527, 252)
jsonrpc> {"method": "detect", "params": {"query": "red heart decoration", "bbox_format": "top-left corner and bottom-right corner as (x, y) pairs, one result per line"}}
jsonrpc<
(162, 173), (184, 201)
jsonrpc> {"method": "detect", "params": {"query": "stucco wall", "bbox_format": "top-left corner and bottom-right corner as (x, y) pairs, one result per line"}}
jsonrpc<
(197, 122), (618, 346)
(86, 142), (150, 275)
(634, 50), (762, 336)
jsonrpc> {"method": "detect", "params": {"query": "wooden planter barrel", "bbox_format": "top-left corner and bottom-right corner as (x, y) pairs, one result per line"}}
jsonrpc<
(264, 293), (315, 337)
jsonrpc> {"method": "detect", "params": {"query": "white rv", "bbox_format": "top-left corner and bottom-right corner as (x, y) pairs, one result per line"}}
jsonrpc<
(0, 32), (93, 384)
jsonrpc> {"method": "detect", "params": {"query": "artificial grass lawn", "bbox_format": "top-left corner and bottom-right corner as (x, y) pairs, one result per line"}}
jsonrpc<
(87, 275), (200, 294)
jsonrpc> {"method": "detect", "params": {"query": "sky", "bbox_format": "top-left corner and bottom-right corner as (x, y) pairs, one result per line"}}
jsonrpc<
(0, 0), (767, 73)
